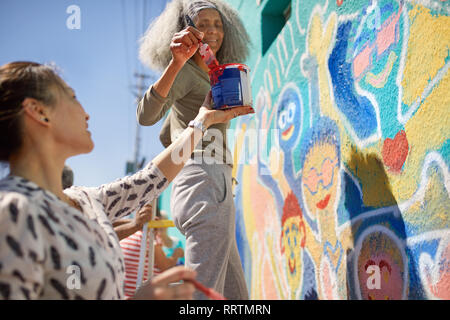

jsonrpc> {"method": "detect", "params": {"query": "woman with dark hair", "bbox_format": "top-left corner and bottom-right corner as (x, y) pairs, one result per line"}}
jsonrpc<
(137, 0), (251, 299)
(0, 60), (253, 300)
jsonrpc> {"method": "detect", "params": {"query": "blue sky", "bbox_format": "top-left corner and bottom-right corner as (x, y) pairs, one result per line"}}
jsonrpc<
(0, 0), (169, 187)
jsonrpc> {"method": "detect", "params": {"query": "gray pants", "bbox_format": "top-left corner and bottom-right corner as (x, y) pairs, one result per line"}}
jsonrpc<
(170, 159), (249, 300)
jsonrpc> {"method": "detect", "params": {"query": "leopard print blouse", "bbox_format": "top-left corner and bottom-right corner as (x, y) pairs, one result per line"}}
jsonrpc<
(0, 162), (168, 299)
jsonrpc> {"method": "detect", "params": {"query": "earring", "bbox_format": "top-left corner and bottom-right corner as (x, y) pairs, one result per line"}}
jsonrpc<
(42, 117), (49, 122)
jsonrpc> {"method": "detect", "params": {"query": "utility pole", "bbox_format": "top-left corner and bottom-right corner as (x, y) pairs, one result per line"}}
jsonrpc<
(126, 72), (151, 174)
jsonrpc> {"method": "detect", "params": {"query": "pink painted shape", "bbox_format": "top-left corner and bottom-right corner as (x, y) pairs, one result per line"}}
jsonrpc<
(321, 258), (336, 299)
(353, 43), (374, 79)
(426, 243), (450, 300)
(376, 6), (402, 57)
(263, 256), (279, 299)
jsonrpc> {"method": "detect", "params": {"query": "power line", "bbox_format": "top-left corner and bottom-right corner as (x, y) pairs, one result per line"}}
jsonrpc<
(125, 72), (153, 175)
(143, 0), (147, 34)
(121, 0), (132, 90)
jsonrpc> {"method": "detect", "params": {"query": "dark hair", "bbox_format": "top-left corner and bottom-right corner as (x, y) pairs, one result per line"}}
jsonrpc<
(0, 61), (65, 161)
(62, 165), (74, 189)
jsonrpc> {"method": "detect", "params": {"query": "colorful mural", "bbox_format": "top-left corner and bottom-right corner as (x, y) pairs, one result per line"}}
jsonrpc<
(154, 0), (449, 299)
(223, 0), (450, 300)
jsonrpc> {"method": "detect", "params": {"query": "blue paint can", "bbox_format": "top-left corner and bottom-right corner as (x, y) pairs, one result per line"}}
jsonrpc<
(209, 63), (252, 109)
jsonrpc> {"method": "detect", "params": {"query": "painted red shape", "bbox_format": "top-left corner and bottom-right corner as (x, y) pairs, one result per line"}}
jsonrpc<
(382, 130), (409, 173)
(337, 0), (344, 6)
(316, 193), (331, 210)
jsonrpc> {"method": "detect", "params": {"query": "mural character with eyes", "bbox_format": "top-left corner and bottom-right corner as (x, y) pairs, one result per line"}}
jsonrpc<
(280, 192), (307, 299)
(298, 116), (347, 299)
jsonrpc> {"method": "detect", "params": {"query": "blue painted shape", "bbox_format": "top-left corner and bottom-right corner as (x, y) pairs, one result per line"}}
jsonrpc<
(323, 240), (343, 272)
(301, 249), (318, 300)
(275, 84), (305, 208)
(328, 21), (378, 141)
(407, 239), (440, 299)
(341, 171), (374, 222)
(276, 84), (303, 151)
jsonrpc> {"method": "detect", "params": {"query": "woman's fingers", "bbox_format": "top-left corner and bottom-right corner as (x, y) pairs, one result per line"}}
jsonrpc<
(152, 266), (197, 287)
(170, 282), (196, 300)
(170, 27), (204, 63)
(184, 26), (204, 41)
(202, 90), (212, 107)
(134, 267), (197, 300)
(152, 282), (194, 300)
(198, 105), (255, 127)
(220, 106), (255, 122)
(173, 28), (203, 47)
(152, 267), (196, 299)
(185, 31), (200, 47)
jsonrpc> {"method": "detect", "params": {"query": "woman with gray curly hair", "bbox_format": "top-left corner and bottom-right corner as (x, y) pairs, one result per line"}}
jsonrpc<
(136, 0), (251, 300)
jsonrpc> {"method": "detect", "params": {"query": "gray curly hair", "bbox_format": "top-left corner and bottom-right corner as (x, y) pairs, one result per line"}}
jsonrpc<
(139, 0), (251, 71)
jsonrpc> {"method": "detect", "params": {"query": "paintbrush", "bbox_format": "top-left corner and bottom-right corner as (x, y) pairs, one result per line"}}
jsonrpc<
(189, 279), (227, 300)
(185, 15), (219, 69)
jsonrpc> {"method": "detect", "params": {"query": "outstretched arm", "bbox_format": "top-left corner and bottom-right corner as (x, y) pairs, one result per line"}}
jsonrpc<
(97, 100), (254, 223)
(152, 101), (254, 182)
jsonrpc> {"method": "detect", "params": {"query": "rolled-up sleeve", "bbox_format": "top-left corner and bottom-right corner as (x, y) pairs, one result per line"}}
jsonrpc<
(137, 86), (172, 126)
(136, 64), (195, 126)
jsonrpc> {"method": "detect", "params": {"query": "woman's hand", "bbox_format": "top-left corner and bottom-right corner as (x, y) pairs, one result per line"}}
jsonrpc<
(195, 91), (255, 128)
(132, 204), (153, 230)
(173, 247), (184, 260)
(133, 266), (197, 300)
(170, 27), (204, 67)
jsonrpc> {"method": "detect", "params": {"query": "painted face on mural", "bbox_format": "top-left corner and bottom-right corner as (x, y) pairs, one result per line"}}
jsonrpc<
(281, 192), (306, 295)
(302, 143), (340, 216)
(357, 231), (405, 300)
(282, 217), (305, 285)
(276, 86), (303, 150)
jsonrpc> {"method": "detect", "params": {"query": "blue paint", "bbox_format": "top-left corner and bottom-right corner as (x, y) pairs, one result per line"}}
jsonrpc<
(210, 65), (251, 109)
(323, 240), (344, 272)
(341, 171), (374, 221)
(276, 84), (304, 151)
(328, 21), (378, 141)
(406, 245), (428, 299)
(301, 249), (318, 300)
